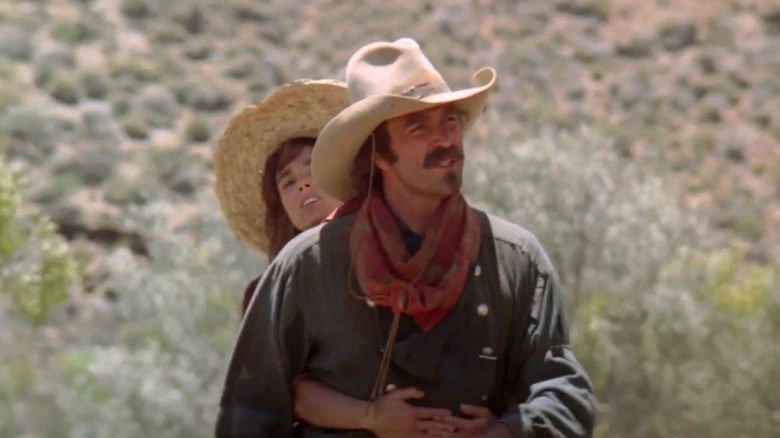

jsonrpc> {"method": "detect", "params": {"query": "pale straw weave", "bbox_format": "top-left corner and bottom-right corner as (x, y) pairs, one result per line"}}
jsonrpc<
(214, 80), (348, 254)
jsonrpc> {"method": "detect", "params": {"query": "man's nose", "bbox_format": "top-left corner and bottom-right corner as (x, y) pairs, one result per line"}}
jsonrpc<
(433, 122), (459, 148)
(298, 181), (312, 192)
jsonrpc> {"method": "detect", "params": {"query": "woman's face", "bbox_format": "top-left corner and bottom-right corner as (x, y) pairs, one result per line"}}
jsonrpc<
(276, 147), (341, 231)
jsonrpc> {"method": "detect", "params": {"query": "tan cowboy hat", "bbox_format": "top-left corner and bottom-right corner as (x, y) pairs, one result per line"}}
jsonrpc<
(214, 79), (349, 254)
(311, 38), (497, 201)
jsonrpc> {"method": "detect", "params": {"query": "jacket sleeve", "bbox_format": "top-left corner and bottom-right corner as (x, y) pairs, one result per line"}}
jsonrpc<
(215, 259), (312, 438)
(497, 261), (597, 438)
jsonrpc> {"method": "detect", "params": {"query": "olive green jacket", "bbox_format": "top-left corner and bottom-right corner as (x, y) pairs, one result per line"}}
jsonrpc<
(215, 211), (596, 437)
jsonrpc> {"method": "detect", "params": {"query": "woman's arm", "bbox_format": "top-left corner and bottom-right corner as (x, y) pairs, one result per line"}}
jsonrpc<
(293, 377), (456, 437)
(292, 376), (371, 430)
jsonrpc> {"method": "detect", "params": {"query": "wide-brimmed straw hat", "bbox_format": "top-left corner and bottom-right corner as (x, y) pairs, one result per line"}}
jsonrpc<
(311, 38), (497, 201)
(214, 80), (349, 254)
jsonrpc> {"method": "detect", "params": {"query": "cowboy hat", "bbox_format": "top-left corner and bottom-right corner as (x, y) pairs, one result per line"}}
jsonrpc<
(311, 38), (496, 201)
(214, 79), (349, 254)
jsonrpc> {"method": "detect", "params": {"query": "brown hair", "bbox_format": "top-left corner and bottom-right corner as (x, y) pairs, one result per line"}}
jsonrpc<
(350, 122), (397, 195)
(261, 137), (316, 258)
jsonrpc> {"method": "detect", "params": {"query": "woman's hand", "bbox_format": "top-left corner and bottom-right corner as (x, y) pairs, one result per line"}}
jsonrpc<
(361, 387), (456, 438)
(438, 404), (498, 437)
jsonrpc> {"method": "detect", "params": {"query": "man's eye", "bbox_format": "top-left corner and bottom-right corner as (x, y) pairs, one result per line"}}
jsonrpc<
(408, 123), (424, 134)
(446, 114), (462, 125)
(280, 179), (295, 189)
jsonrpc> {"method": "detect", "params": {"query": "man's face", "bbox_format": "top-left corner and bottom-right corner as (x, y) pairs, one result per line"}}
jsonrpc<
(377, 104), (466, 201)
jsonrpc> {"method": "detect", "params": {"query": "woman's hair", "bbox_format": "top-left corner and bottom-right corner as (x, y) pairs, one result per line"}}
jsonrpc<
(261, 137), (316, 258)
(350, 122), (396, 195)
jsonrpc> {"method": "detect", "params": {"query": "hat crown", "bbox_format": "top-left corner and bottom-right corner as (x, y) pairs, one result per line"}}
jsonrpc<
(345, 38), (451, 104)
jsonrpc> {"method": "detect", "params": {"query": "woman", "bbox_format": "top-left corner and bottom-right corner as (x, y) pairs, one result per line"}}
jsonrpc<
(214, 80), (459, 437)
(214, 80), (345, 313)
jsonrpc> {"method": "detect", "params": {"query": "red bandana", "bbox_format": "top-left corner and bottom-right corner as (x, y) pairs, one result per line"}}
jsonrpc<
(332, 192), (481, 333)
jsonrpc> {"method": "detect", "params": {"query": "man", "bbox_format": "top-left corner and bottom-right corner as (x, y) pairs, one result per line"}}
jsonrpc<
(216, 38), (596, 438)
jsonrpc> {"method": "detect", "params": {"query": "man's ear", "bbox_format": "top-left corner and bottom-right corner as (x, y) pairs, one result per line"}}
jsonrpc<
(374, 154), (392, 172)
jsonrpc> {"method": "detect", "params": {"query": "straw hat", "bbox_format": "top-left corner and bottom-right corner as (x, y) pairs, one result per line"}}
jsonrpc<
(311, 38), (496, 201)
(214, 80), (349, 254)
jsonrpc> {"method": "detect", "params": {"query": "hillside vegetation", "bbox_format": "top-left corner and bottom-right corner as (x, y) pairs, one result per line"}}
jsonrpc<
(1, 0), (779, 437)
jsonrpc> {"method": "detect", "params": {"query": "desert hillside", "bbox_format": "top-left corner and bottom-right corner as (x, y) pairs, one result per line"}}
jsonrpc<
(1, 1), (779, 437)
(1, 0), (778, 266)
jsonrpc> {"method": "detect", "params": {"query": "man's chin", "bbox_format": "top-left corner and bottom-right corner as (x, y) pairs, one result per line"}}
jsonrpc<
(443, 171), (463, 191)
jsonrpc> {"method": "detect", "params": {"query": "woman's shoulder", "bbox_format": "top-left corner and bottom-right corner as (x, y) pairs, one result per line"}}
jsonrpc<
(241, 275), (262, 316)
(274, 212), (355, 263)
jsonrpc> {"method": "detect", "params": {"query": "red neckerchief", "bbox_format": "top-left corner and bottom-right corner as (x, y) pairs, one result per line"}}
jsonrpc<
(333, 192), (481, 333)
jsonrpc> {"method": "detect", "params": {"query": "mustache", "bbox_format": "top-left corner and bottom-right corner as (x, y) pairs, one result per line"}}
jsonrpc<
(422, 147), (464, 168)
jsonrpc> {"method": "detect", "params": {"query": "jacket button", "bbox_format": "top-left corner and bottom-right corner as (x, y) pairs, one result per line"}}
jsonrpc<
(477, 304), (489, 316)
(474, 264), (482, 277)
(482, 346), (493, 355)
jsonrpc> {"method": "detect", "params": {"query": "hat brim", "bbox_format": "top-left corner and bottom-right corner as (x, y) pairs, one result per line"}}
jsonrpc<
(312, 68), (496, 201)
(214, 80), (349, 254)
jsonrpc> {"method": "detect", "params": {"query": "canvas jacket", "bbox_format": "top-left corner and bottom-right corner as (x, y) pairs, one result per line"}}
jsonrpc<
(215, 211), (596, 438)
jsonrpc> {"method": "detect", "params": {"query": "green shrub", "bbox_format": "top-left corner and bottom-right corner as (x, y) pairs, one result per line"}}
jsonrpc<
(110, 61), (161, 84)
(111, 96), (131, 117)
(225, 55), (256, 79)
(1, 106), (75, 163)
(184, 42), (212, 61)
(52, 21), (94, 45)
(103, 174), (155, 206)
(0, 85), (22, 118)
(28, 173), (83, 205)
(575, 245), (779, 438)
(466, 125), (779, 438)
(81, 71), (111, 100)
(185, 117), (210, 143)
(32, 42), (75, 88)
(467, 127), (697, 302)
(0, 157), (77, 324)
(0, 24), (32, 61)
(52, 148), (119, 187)
(150, 22), (188, 44)
(133, 85), (179, 128)
(47, 72), (83, 105)
(167, 78), (200, 105)
(168, 3), (206, 34)
(120, 0), (151, 19)
(146, 146), (205, 196)
(189, 84), (233, 112)
(80, 102), (123, 148)
(121, 113), (150, 140)
(1, 204), (258, 438)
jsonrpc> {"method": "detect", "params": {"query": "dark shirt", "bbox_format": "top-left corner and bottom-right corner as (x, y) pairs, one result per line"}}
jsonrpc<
(393, 210), (423, 255)
(215, 210), (596, 438)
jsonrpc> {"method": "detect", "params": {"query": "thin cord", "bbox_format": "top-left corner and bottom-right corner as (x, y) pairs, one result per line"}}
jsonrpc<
(346, 132), (381, 301)
(349, 132), (457, 403)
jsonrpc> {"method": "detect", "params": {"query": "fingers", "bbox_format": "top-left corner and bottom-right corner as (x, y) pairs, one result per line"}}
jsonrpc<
(441, 414), (477, 431)
(459, 403), (492, 419)
(413, 406), (454, 420)
(422, 428), (460, 437)
(417, 420), (456, 434)
(387, 386), (425, 400)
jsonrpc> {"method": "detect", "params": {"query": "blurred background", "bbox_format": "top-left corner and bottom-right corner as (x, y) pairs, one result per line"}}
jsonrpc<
(1, 0), (779, 437)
